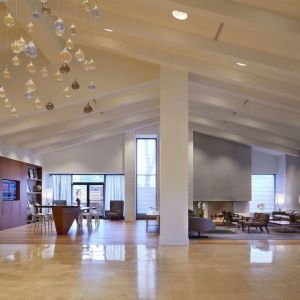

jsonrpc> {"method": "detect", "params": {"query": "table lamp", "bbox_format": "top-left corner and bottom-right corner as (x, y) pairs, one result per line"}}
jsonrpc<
(275, 193), (285, 211)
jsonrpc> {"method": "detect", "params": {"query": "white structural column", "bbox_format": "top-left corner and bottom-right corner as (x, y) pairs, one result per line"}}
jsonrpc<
(124, 131), (136, 222)
(159, 66), (189, 245)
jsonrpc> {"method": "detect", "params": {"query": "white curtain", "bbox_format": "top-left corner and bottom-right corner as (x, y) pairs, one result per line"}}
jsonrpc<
(105, 175), (125, 210)
(50, 175), (72, 205)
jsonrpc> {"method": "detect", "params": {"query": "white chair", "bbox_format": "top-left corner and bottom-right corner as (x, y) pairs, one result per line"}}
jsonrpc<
(29, 204), (46, 233)
(78, 212), (93, 228)
(89, 207), (100, 225)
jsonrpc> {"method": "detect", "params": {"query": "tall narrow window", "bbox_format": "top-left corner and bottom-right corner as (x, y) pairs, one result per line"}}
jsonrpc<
(250, 175), (275, 213)
(136, 138), (157, 216)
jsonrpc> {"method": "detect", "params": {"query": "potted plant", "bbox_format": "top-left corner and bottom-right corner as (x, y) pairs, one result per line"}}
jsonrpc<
(196, 201), (206, 218)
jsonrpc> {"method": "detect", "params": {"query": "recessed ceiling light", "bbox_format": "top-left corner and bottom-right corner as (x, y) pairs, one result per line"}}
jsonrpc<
(104, 28), (113, 32)
(172, 10), (188, 20)
(236, 62), (247, 67)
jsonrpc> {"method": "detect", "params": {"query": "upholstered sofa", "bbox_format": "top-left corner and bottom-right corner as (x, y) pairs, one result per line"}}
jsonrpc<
(272, 210), (300, 223)
(188, 216), (215, 238)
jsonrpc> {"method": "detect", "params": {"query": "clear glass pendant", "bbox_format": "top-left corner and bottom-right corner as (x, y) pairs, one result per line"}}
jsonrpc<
(25, 90), (34, 99)
(40, 67), (48, 77)
(84, 102), (93, 113)
(63, 86), (71, 98)
(46, 100), (54, 111)
(18, 36), (27, 52)
(27, 22), (34, 33)
(0, 86), (6, 98)
(68, 24), (77, 36)
(89, 58), (96, 70)
(82, 0), (91, 12)
(12, 56), (21, 66)
(34, 96), (43, 109)
(54, 17), (65, 37)
(41, 4), (51, 16)
(26, 79), (36, 92)
(91, 5), (101, 17)
(11, 40), (21, 54)
(3, 67), (11, 79)
(25, 41), (38, 59)
(32, 9), (40, 19)
(3, 98), (11, 108)
(3, 13), (15, 27)
(11, 107), (18, 118)
(54, 70), (63, 82)
(59, 48), (72, 63)
(83, 60), (90, 71)
(88, 81), (96, 92)
(26, 61), (36, 74)
(75, 48), (85, 62)
(65, 38), (75, 50)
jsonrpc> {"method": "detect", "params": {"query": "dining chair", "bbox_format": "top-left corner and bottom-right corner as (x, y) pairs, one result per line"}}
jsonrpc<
(29, 204), (47, 233)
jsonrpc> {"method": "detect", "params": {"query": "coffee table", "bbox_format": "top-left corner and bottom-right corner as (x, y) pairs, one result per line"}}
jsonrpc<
(269, 220), (300, 232)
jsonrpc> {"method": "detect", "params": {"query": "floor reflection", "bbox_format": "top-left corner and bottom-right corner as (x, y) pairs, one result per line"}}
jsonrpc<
(250, 244), (274, 263)
(81, 244), (126, 261)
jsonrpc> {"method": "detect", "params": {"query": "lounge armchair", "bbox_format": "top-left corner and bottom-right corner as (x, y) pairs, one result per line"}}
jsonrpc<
(105, 200), (124, 220)
(239, 213), (270, 234)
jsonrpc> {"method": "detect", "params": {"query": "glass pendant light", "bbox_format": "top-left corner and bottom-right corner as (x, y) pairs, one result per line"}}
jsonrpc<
(41, 4), (51, 16)
(89, 58), (96, 70)
(12, 55), (20, 66)
(0, 86), (6, 98)
(3, 98), (11, 108)
(84, 102), (93, 113)
(82, 0), (91, 12)
(63, 86), (71, 98)
(68, 24), (77, 36)
(3, 67), (11, 79)
(60, 63), (70, 74)
(34, 97), (43, 109)
(71, 78), (80, 90)
(54, 70), (63, 82)
(59, 48), (72, 63)
(46, 100), (54, 110)
(11, 107), (18, 118)
(25, 41), (38, 59)
(11, 40), (21, 54)
(18, 36), (27, 52)
(91, 5), (101, 17)
(26, 61), (36, 74)
(75, 48), (85, 62)
(26, 79), (36, 92)
(3, 13), (15, 27)
(88, 81), (96, 92)
(65, 38), (75, 50)
(54, 17), (65, 37)
(32, 9), (40, 19)
(27, 22), (34, 33)
(83, 60), (90, 71)
(40, 67), (48, 77)
(25, 90), (34, 99)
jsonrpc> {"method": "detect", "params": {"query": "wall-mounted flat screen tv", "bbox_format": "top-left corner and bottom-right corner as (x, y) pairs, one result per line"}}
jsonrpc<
(2, 179), (19, 201)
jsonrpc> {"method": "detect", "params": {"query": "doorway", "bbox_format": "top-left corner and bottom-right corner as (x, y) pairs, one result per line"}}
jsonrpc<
(72, 184), (104, 216)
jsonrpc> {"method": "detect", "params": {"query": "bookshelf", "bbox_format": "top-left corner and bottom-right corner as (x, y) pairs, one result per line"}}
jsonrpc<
(27, 165), (42, 206)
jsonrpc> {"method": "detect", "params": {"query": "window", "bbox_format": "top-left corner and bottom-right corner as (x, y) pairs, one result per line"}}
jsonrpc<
(250, 175), (275, 213)
(136, 138), (157, 215)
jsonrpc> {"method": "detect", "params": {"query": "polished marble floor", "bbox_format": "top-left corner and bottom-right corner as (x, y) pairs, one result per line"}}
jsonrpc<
(0, 220), (300, 300)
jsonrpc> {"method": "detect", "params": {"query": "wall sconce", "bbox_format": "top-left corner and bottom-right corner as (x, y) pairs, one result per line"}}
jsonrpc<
(275, 194), (285, 211)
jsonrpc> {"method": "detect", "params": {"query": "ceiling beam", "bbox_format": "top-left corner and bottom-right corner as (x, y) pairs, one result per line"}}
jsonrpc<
(34, 117), (159, 155)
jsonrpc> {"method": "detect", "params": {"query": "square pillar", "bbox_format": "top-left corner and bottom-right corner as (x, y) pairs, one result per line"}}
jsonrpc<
(159, 66), (189, 245)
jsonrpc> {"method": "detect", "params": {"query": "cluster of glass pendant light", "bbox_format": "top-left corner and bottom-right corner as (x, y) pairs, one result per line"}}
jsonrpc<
(1, 0), (100, 117)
